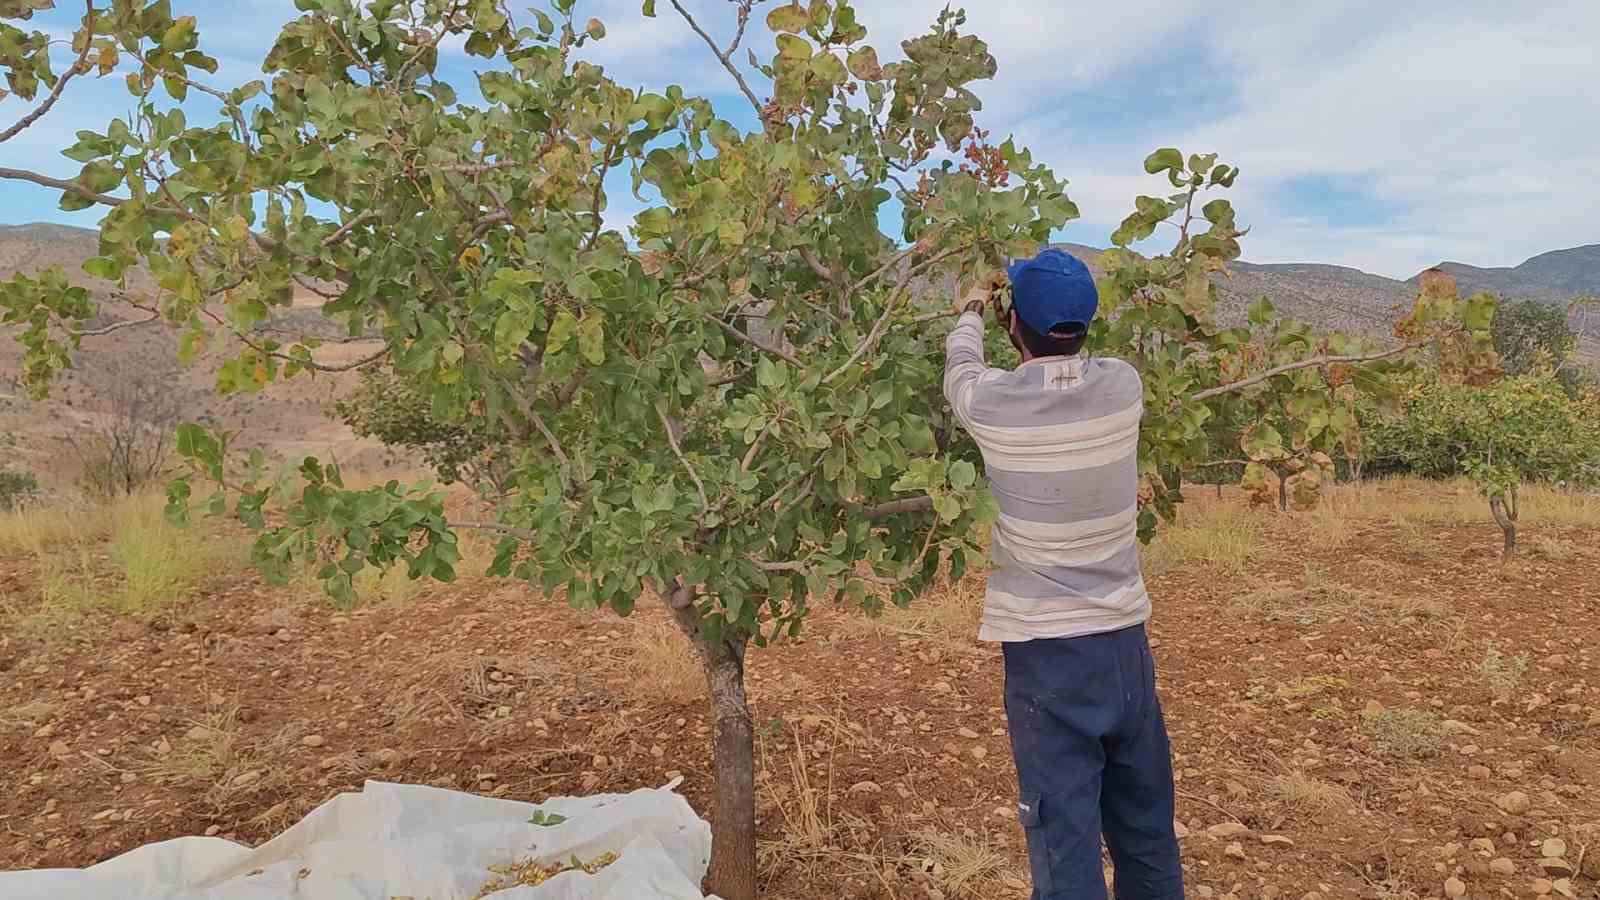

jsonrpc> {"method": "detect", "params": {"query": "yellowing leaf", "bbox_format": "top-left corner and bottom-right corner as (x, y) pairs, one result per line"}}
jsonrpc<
(766, 2), (809, 33)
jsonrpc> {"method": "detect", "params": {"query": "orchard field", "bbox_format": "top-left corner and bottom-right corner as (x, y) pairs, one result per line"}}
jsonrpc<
(2, 478), (1597, 899)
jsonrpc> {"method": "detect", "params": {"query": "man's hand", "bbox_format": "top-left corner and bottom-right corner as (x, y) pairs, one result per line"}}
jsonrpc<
(954, 270), (1009, 320)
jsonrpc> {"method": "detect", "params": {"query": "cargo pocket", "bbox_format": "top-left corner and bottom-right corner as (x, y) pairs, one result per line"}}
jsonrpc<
(1017, 790), (1054, 895)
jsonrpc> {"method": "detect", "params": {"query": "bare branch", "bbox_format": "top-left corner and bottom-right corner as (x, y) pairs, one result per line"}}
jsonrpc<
(724, 0), (754, 56)
(657, 406), (710, 523)
(449, 520), (537, 541)
(71, 311), (162, 338)
(826, 246), (961, 382)
(0, 165), (123, 206)
(322, 211), (374, 247)
(1188, 338), (1440, 404)
(710, 314), (802, 366)
(739, 413), (778, 473)
(852, 496), (934, 519)
(0, 1), (96, 145)
(669, 0), (764, 117)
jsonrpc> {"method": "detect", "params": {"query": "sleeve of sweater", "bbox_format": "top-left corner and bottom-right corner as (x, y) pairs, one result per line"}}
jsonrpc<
(942, 311), (988, 427)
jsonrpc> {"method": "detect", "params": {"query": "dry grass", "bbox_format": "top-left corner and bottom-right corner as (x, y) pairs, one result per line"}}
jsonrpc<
(623, 623), (701, 704)
(911, 823), (1010, 897)
(1267, 770), (1357, 814)
(0, 499), (112, 557)
(1158, 499), (1258, 572)
(1361, 708), (1443, 758)
(865, 575), (985, 647)
(1225, 577), (1449, 630)
(1326, 477), (1600, 528)
(137, 694), (288, 816)
(1475, 642), (1529, 703)
(1528, 534), (1580, 562)
(107, 494), (247, 611)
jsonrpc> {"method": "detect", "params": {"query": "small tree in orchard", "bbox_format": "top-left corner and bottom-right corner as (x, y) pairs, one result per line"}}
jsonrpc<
(0, 2), (1493, 896)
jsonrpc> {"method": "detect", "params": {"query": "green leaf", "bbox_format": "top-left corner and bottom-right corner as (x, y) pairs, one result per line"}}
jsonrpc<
(932, 494), (961, 521)
(947, 459), (976, 490)
(82, 256), (123, 280)
(641, 0), (655, 16)
(577, 314), (605, 365)
(1143, 148), (1183, 175)
(547, 309), (578, 355)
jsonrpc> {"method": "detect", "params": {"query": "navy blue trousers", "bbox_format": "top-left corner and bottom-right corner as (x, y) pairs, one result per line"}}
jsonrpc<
(1003, 624), (1184, 900)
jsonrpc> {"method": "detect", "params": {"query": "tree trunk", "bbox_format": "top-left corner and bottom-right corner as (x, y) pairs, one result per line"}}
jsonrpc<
(1215, 481), (1223, 500)
(703, 641), (756, 900)
(1277, 471), (1288, 512)
(1489, 494), (1517, 560)
(662, 580), (757, 900)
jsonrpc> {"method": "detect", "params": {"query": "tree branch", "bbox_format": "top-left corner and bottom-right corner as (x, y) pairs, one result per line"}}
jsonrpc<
(825, 246), (960, 382)
(71, 311), (162, 338)
(449, 520), (537, 541)
(669, 0), (764, 117)
(710, 314), (802, 366)
(0, 165), (123, 206)
(1188, 339), (1437, 404)
(851, 496), (934, 519)
(658, 406), (711, 523)
(0, 0), (96, 145)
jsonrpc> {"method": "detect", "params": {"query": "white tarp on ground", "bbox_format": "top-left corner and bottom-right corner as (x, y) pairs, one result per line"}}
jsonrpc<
(0, 780), (717, 900)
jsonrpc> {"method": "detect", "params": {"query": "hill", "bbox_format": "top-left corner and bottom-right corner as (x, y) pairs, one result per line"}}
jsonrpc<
(1412, 244), (1600, 303)
(0, 223), (384, 489)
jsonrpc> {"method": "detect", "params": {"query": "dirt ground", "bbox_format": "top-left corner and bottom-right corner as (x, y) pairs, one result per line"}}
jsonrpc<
(1, 482), (1597, 899)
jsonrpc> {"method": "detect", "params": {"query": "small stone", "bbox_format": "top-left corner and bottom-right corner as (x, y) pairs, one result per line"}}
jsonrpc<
(1173, 819), (1190, 839)
(1224, 841), (1245, 859)
(1489, 857), (1516, 875)
(1364, 699), (1386, 716)
(301, 735), (325, 748)
(1494, 790), (1531, 814)
(1537, 857), (1573, 875)
(931, 681), (952, 694)
(1531, 878), (1553, 895)
(1470, 838), (1496, 855)
(957, 727), (980, 739)
(1443, 876), (1466, 898)
(969, 746), (987, 760)
(33, 723), (54, 738)
(531, 718), (549, 731)
(205, 825), (221, 836)
(374, 748), (400, 765)
(1442, 719), (1481, 735)
(1467, 764), (1492, 779)
(849, 781), (882, 795)
(48, 740), (69, 758)
(1206, 822), (1250, 839)
(185, 726), (212, 741)
(1541, 837), (1566, 858)
(1550, 878), (1575, 898)
(231, 770), (260, 787)
(1300, 893), (1322, 900)
(1424, 648), (1443, 659)
(1260, 834), (1294, 847)
(136, 695), (151, 706)
(275, 628), (291, 642)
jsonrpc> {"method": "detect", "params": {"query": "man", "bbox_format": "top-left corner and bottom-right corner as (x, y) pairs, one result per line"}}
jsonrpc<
(942, 248), (1184, 899)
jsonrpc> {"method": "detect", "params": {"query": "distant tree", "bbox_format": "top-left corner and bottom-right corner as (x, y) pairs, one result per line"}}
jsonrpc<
(334, 367), (516, 496)
(65, 355), (185, 497)
(1493, 299), (1576, 376)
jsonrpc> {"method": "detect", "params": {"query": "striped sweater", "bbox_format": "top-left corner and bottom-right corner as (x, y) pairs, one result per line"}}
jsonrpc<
(942, 311), (1150, 642)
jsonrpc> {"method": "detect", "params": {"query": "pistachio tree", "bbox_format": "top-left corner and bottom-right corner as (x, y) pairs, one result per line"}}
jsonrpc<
(1, 1), (1494, 896)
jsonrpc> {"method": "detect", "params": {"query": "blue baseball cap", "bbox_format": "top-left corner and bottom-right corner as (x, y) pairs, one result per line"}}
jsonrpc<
(1005, 248), (1098, 335)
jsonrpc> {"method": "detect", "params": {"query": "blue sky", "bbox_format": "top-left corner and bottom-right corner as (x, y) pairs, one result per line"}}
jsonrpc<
(3, 0), (1597, 279)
